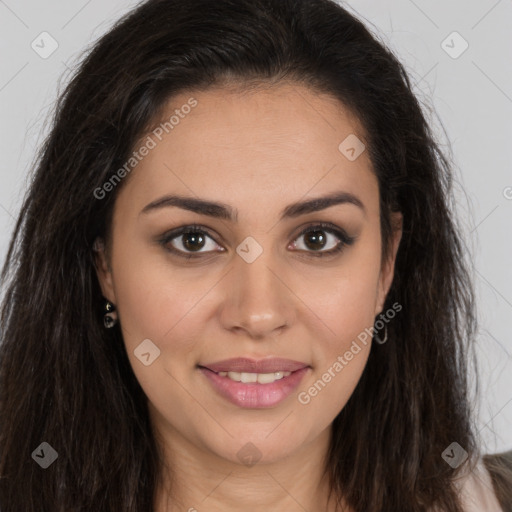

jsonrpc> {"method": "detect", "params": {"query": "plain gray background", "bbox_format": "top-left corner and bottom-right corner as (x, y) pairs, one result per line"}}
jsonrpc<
(0, 0), (511, 453)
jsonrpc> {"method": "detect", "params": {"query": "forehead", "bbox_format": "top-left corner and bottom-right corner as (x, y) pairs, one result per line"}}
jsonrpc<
(147, 81), (367, 159)
(117, 82), (378, 220)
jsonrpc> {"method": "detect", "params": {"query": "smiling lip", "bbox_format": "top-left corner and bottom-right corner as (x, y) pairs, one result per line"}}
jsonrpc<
(198, 357), (310, 409)
(199, 357), (308, 373)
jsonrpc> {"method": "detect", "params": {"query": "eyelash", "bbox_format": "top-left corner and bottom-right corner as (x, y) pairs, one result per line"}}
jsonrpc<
(158, 222), (356, 260)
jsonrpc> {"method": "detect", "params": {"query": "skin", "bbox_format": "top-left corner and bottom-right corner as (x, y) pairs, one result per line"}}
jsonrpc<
(95, 81), (402, 511)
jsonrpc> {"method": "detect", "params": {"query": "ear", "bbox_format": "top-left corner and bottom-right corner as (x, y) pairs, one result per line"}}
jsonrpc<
(93, 237), (117, 304)
(375, 211), (403, 316)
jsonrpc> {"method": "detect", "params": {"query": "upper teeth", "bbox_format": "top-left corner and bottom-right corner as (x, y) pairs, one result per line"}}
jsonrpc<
(218, 371), (292, 384)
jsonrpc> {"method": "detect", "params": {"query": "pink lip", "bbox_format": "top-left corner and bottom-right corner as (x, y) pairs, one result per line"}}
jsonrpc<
(199, 366), (310, 408)
(200, 357), (308, 373)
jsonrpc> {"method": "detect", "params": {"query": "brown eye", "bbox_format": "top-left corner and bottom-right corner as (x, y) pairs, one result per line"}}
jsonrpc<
(290, 223), (356, 257)
(159, 222), (356, 261)
(160, 224), (224, 258)
(302, 229), (329, 251)
(180, 231), (207, 252)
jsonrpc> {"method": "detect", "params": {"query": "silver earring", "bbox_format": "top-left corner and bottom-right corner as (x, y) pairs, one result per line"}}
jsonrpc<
(104, 300), (118, 328)
(373, 323), (388, 344)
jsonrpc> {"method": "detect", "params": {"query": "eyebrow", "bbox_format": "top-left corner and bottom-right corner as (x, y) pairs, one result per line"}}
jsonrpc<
(139, 191), (366, 221)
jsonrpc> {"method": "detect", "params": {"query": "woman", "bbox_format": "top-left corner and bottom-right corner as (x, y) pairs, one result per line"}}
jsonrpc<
(0, 0), (510, 510)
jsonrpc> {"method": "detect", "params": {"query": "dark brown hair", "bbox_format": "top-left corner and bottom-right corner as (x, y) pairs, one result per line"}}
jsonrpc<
(1, 0), (510, 510)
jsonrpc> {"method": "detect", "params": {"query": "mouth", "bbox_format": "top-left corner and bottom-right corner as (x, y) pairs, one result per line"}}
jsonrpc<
(197, 357), (310, 408)
(206, 369), (294, 384)
(198, 356), (309, 374)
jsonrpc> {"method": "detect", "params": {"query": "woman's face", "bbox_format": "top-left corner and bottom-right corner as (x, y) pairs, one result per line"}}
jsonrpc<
(95, 82), (402, 466)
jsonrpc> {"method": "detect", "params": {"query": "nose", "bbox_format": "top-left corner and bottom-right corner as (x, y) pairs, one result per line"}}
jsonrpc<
(219, 250), (296, 340)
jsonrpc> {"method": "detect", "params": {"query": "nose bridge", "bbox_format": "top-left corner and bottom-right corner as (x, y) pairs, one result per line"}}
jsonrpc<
(221, 244), (293, 337)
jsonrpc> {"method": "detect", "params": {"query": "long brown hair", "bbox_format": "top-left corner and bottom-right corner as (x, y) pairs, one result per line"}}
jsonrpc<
(1, 0), (510, 510)
(484, 452), (512, 511)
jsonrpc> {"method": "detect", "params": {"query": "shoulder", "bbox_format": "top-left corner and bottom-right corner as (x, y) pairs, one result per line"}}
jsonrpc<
(453, 457), (504, 512)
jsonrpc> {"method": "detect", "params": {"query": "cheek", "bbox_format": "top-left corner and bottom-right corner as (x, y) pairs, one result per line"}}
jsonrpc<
(309, 276), (378, 334)
(114, 259), (211, 352)
(295, 281), (374, 425)
(107, 237), (200, 377)
(296, 344), (370, 435)
(292, 244), (381, 418)
(300, 247), (382, 349)
(112, 260), (208, 411)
